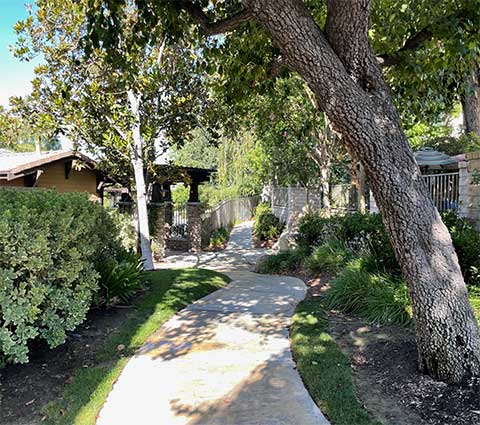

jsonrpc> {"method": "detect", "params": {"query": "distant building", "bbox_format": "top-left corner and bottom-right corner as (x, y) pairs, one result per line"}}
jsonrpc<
(0, 149), (109, 201)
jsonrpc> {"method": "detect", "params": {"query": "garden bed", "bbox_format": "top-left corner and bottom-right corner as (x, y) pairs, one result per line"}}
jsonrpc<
(0, 304), (129, 425)
(291, 272), (480, 425)
(0, 268), (230, 425)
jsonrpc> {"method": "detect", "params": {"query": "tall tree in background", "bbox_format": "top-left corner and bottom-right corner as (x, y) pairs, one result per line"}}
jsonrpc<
(0, 102), (59, 152)
(252, 77), (342, 213)
(15, 0), (205, 269)
(87, 0), (480, 383)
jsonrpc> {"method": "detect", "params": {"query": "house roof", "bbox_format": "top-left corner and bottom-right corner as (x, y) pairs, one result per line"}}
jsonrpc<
(0, 149), (214, 184)
(153, 164), (214, 184)
(0, 150), (96, 181)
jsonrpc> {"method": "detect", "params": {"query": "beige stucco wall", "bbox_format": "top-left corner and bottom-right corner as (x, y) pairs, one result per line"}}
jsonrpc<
(0, 160), (100, 201)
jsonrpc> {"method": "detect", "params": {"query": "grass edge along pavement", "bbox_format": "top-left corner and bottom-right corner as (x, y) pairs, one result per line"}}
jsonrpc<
(41, 268), (230, 425)
(290, 297), (382, 425)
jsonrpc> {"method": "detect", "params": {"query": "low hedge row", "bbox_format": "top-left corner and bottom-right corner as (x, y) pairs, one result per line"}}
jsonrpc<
(0, 189), (128, 366)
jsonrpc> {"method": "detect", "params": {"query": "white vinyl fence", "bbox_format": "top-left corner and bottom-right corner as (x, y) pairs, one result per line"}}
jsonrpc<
(422, 172), (460, 213)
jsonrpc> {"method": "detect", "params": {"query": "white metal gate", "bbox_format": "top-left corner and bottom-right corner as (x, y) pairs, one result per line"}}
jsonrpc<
(171, 206), (188, 238)
(422, 172), (459, 212)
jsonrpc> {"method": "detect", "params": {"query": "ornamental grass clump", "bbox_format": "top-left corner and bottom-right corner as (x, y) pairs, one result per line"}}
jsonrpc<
(325, 258), (412, 327)
(305, 239), (352, 274)
(0, 189), (125, 366)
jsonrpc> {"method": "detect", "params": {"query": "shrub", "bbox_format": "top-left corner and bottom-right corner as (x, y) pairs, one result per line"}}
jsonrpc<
(298, 212), (398, 272)
(109, 208), (137, 252)
(441, 211), (480, 286)
(253, 202), (283, 241)
(256, 248), (308, 274)
(325, 259), (412, 326)
(305, 239), (352, 274)
(337, 213), (398, 272)
(0, 189), (124, 366)
(209, 226), (231, 250)
(297, 212), (331, 251)
(95, 252), (145, 307)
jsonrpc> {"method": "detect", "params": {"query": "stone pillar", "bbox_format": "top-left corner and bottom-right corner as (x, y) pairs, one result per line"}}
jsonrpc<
(466, 152), (480, 229)
(458, 160), (469, 218)
(164, 202), (173, 236)
(187, 202), (202, 252)
(148, 202), (166, 260)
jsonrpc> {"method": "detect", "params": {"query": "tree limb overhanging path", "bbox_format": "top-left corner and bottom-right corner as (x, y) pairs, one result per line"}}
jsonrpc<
(97, 222), (329, 425)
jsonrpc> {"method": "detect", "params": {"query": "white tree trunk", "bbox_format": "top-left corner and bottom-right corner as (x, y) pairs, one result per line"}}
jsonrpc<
(128, 90), (154, 270)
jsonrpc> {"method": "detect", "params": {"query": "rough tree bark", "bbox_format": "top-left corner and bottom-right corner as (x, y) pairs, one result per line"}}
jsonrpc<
(463, 65), (480, 137)
(240, 0), (480, 383)
(128, 90), (154, 270)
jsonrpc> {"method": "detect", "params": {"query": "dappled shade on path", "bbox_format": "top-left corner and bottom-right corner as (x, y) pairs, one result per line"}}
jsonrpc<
(96, 222), (329, 425)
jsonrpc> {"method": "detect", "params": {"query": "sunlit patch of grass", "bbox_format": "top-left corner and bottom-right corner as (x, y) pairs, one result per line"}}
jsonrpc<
(290, 298), (381, 425)
(468, 286), (480, 323)
(42, 268), (230, 425)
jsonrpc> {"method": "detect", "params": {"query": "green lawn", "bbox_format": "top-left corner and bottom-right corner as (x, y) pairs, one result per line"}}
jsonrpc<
(290, 298), (381, 425)
(42, 268), (230, 425)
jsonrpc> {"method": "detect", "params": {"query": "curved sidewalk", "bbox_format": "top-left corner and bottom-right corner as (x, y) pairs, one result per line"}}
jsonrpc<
(97, 222), (329, 425)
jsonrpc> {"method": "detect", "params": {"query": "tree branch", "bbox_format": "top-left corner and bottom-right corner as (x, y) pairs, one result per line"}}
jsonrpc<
(105, 115), (129, 146)
(377, 28), (433, 66)
(179, 2), (253, 36)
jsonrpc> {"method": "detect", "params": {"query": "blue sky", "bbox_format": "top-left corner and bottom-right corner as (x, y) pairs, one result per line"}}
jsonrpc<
(0, 1), (39, 108)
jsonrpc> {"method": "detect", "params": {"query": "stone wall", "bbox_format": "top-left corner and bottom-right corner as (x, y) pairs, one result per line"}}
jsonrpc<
(166, 238), (190, 251)
(465, 151), (480, 229)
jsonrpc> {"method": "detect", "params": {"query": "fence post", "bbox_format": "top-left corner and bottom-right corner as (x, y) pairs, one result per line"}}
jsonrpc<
(458, 161), (469, 218)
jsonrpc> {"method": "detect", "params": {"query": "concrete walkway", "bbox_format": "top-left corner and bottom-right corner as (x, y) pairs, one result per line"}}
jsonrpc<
(97, 222), (329, 425)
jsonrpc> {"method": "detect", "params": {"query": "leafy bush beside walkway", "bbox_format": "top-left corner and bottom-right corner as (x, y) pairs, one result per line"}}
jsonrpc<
(0, 189), (127, 367)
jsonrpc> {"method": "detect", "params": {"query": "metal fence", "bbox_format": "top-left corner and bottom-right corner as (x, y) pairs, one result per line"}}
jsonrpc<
(171, 205), (188, 238)
(422, 172), (460, 212)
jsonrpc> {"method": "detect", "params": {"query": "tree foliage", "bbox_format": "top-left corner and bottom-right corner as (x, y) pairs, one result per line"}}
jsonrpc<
(14, 0), (206, 183)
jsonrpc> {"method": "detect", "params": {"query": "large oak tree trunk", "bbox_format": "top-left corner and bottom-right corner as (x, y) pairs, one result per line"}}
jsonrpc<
(245, 0), (480, 383)
(463, 65), (480, 136)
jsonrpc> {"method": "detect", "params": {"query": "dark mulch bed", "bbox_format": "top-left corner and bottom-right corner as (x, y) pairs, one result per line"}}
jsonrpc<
(329, 313), (480, 425)
(299, 272), (480, 425)
(0, 306), (131, 425)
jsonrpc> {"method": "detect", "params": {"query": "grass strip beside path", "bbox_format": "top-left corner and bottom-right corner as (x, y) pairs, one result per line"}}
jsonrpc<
(42, 268), (230, 425)
(290, 298), (381, 425)
(469, 286), (480, 322)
